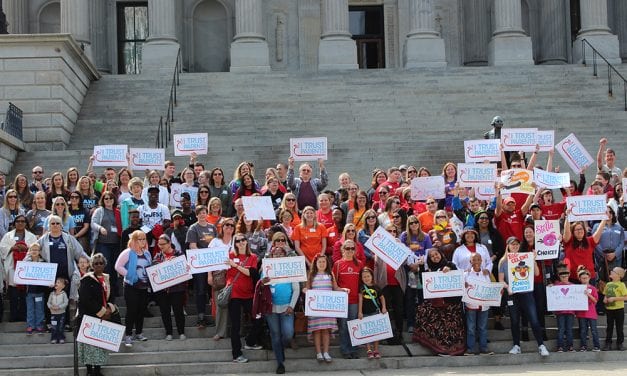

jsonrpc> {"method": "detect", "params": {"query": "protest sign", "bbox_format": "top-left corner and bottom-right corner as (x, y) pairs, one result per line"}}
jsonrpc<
(181, 186), (198, 206)
(422, 270), (464, 298)
(13, 261), (57, 286)
(566, 195), (608, 222)
(410, 176), (445, 200)
(534, 220), (560, 260)
(556, 133), (594, 174)
(93, 145), (128, 167)
(305, 290), (348, 318)
(242, 196), (277, 220)
(261, 256), (307, 284)
(507, 253), (534, 293)
(290, 137), (328, 161)
(174, 133), (208, 156)
(500, 168), (534, 195)
(77, 315), (125, 352)
(475, 185), (496, 201)
(546, 285), (588, 311)
(363, 227), (411, 270)
(536, 130), (554, 152)
(463, 139), (501, 163)
(129, 148), (165, 171)
(462, 279), (504, 307)
(501, 128), (538, 152)
(533, 168), (570, 189)
(146, 255), (192, 292)
(348, 313), (394, 346)
(187, 245), (230, 274)
(458, 163), (498, 188)
(169, 183), (182, 208)
(623, 178), (627, 199)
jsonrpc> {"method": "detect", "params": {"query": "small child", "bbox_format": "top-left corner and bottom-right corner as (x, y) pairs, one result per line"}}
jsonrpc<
(576, 266), (600, 351)
(553, 264), (575, 352)
(47, 277), (69, 344)
(25, 244), (46, 335)
(463, 253), (492, 355)
(358, 267), (387, 359)
(603, 266), (627, 351)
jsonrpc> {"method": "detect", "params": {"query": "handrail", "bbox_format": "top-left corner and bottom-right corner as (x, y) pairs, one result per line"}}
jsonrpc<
(156, 49), (182, 148)
(1, 102), (23, 140)
(581, 39), (627, 111)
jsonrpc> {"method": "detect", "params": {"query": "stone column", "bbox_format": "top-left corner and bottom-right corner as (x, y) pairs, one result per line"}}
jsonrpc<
(90, 0), (109, 72)
(538, 0), (568, 64)
(613, 0), (627, 61)
(3, 0), (29, 34)
(142, 0), (180, 75)
(318, 0), (357, 70)
(462, 0), (490, 66)
(403, 0), (446, 68)
(573, 0), (621, 64)
(61, 0), (92, 61)
(488, 0), (533, 65)
(230, 0), (270, 72)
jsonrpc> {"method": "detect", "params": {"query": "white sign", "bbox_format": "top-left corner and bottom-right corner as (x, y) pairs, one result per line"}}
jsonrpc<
(507, 253), (534, 294)
(93, 145), (128, 167)
(410, 176), (445, 200)
(462, 280), (504, 307)
(364, 227), (411, 270)
(501, 128), (538, 152)
(187, 245), (230, 274)
(458, 163), (498, 188)
(13, 261), (57, 286)
(500, 168), (534, 195)
(537, 130), (554, 152)
(348, 313), (394, 346)
(534, 220), (560, 260)
(169, 183), (182, 208)
(566, 195), (608, 222)
(76, 315), (125, 352)
(422, 270), (464, 298)
(475, 185), (496, 201)
(290, 137), (328, 161)
(129, 148), (165, 171)
(464, 139), (501, 163)
(305, 289), (348, 318)
(261, 256), (307, 284)
(173, 133), (208, 156)
(546, 285), (589, 311)
(556, 133), (594, 174)
(242, 196), (277, 220)
(534, 168), (570, 189)
(181, 186), (198, 206)
(146, 255), (192, 292)
(623, 178), (627, 200)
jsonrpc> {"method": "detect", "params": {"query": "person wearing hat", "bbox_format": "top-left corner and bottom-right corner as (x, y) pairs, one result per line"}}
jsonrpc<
(494, 182), (534, 242)
(138, 186), (171, 247)
(452, 227), (492, 274)
(524, 203), (544, 226)
(179, 192), (197, 227)
(552, 264), (576, 352)
(537, 189), (566, 221)
(166, 210), (188, 254)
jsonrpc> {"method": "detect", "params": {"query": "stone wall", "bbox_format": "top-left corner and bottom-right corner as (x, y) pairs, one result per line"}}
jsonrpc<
(0, 129), (25, 175)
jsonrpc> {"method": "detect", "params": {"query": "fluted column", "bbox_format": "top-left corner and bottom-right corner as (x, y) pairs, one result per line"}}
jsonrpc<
(147, 0), (177, 43)
(318, 0), (357, 70)
(90, 0), (109, 72)
(404, 0), (446, 68)
(538, 0), (568, 64)
(488, 0), (533, 65)
(573, 0), (620, 63)
(61, 0), (92, 61)
(230, 0), (270, 72)
(3, 0), (29, 34)
(462, 0), (490, 66)
(614, 0), (627, 61)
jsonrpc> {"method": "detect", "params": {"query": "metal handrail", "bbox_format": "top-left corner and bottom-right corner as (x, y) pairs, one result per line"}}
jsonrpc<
(156, 49), (182, 148)
(581, 39), (627, 111)
(1, 102), (23, 140)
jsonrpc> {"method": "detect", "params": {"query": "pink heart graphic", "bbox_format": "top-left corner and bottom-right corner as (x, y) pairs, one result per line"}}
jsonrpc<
(560, 288), (569, 296)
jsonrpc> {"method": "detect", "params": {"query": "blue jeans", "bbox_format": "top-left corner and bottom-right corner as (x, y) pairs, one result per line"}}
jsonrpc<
(556, 314), (574, 348)
(508, 292), (544, 346)
(193, 272), (208, 317)
(338, 303), (358, 355)
(50, 313), (66, 341)
(265, 312), (294, 366)
(579, 318), (600, 348)
(96, 242), (119, 296)
(466, 309), (489, 352)
(26, 293), (45, 330)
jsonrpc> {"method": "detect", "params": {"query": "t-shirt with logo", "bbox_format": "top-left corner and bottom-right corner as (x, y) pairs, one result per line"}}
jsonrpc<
(360, 284), (382, 315)
(332, 259), (364, 304)
(186, 222), (218, 249)
(138, 203), (171, 229)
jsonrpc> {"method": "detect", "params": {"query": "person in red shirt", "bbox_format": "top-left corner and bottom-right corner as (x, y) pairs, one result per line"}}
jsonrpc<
(494, 183), (534, 243)
(562, 215), (607, 281)
(316, 193), (334, 229)
(538, 189), (566, 221)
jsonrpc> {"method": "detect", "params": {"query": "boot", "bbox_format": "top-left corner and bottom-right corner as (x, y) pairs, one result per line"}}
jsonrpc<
(86, 365), (93, 376)
(94, 366), (103, 376)
(603, 341), (612, 351)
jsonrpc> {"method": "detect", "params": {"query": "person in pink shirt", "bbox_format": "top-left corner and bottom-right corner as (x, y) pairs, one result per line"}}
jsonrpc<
(552, 265), (575, 352)
(576, 266), (600, 352)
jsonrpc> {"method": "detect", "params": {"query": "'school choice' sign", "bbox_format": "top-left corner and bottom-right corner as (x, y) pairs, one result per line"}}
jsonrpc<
(289, 137), (328, 161)
(507, 252), (534, 293)
(536, 130), (555, 152)
(501, 128), (538, 152)
(546, 284), (588, 311)
(173, 133), (208, 156)
(129, 148), (165, 171)
(77, 315), (125, 352)
(556, 133), (594, 174)
(363, 227), (411, 270)
(348, 312), (394, 346)
(534, 220), (560, 260)
(146, 255), (192, 292)
(500, 168), (534, 195)
(410, 176), (445, 200)
(242, 196), (277, 220)
(305, 289), (348, 318)
(463, 139), (501, 163)
(13, 261), (57, 286)
(566, 195), (608, 222)
(187, 245), (230, 274)
(421, 270), (464, 299)
(457, 163), (498, 188)
(93, 145), (128, 167)
(462, 279), (505, 307)
(533, 168), (570, 189)
(261, 256), (307, 284)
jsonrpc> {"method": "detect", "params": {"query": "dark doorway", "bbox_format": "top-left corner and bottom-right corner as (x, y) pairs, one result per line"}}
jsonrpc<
(570, 0), (580, 41)
(117, 2), (148, 74)
(349, 6), (385, 69)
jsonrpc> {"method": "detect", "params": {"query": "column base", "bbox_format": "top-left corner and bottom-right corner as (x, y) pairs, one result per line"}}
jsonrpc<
(230, 40), (271, 73)
(404, 37), (447, 68)
(318, 38), (358, 70)
(141, 42), (180, 76)
(488, 35), (534, 66)
(572, 34), (621, 65)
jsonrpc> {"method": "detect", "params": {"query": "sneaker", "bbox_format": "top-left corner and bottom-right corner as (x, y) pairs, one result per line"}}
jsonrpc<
(244, 344), (263, 350)
(463, 351), (474, 356)
(367, 350), (374, 359)
(556, 347), (564, 353)
(373, 351), (381, 359)
(508, 345), (521, 354)
(179, 334), (186, 340)
(407, 326), (414, 333)
(37, 328), (45, 335)
(592, 347), (601, 352)
(232, 355), (248, 363)
(196, 319), (206, 329)
(134, 333), (148, 341)
(603, 343), (612, 351)
(202, 318), (216, 327)
(480, 351), (494, 355)
(26, 327), (33, 336)
(618, 344), (624, 351)
(316, 353), (324, 362)
(539, 344), (550, 357)
(59, 339), (65, 344)
(50, 339), (57, 344)
(568, 346), (575, 352)
(342, 353), (352, 359)
(276, 364), (285, 374)
(323, 352), (332, 363)
(124, 335), (133, 348)
(579, 346), (587, 352)
(350, 353), (360, 359)
(165, 335), (173, 341)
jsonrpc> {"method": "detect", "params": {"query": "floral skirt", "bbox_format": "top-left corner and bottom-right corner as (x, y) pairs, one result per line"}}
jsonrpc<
(412, 299), (465, 355)
(78, 342), (109, 366)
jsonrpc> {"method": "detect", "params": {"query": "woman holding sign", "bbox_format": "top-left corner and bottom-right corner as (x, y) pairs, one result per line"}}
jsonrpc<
(563, 215), (606, 282)
(208, 217), (236, 341)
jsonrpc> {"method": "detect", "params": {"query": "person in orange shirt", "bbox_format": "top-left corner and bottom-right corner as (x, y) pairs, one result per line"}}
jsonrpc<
(292, 206), (328, 268)
(418, 198), (438, 233)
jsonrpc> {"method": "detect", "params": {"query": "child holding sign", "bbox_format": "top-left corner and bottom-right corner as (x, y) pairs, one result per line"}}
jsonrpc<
(552, 265), (575, 352)
(464, 253), (492, 355)
(25, 243), (46, 335)
(603, 266), (627, 351)
(358, 267), (387, 360)
(576, 266), (600, 352)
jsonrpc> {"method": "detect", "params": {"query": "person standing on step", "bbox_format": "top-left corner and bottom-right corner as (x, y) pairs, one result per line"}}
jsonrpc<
(602, 266), (627, 351)
(333, 240), (363, 359)
(286, 157), (328, 210)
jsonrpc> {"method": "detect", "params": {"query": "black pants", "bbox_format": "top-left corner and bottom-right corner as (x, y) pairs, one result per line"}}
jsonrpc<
(606, 308), (624, 345)
(193, 272), (208, 317)
(8, 286), (26, 322)
(228, 298), (261, 359)
(157, 290), (186, 336)
(124, 285), (148, 336)
(383, 285), (404, 336)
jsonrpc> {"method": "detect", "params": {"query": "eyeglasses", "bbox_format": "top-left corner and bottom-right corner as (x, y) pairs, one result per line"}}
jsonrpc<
(343, 247), (355, 251)
(301, 169), (311, 173)
(7, 195), (17, 199)
(379, 191), (388, 195)
(435, 215), (446, 219)
(223, 223), (235, 228)
(392, 215), (400, 219)
(50, 222), (61, 225)
(478, 217), (489, 220)
(348, 187), (358, 191)
(427, 201), (436, 205)
(285, 198), (295, 202)
(92, 261), (104, 266)
(200, 191), (209, 194)
(408, 170), (417, 174)
(33, 171), (43, 174)
(213, 172), (223, 176)
(366, 216), (377, 220)
(275, 238), (287, 243)
(511, 164), (522, 168)
(104, 197), (114, 201)
(346, 229), (356, 233)
(55, 203), (65, 206)
(234, 238), (247, 243)
(409, 221), (418, 225)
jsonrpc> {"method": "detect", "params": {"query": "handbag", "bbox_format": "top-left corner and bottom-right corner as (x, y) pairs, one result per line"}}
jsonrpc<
(293, 293), (307, 333)
(216, 257), (249, 308)
(212, 269), (227, 291)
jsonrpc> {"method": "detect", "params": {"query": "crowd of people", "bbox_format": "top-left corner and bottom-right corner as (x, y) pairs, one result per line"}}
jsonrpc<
(0, 129), (626, 375)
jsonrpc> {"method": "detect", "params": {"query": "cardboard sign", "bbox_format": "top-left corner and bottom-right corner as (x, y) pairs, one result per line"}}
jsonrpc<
(261, 256), (307, 284)
(421, 270), (464, 298)
(534, 220), (560, 260)
(169, 183), (182, 208)
(364, 227), (411, 270)
(501, 128), (538, 152)
(533, 168), (570, 189)
(13, 261), (57, 286)
(410, 176), (445, 200)
(566, 195), (608, 222)
(500, 168), (534, 195)
(556, 133), (594, 174)
(187, 245), (230, 274)
(146, 255), (192, 292)
(93, 145), (128, 167)
(305, 289), (348, 318)
(129, 148), (165, 171)
(546, 285), (589, 311)
(623, 178), (627, 199)
(242, 196), (277, 220)
(507, 253), (534, 294)
(173, 133), (208, 156)
(76, 315), (125, 352)
(536, 130), (554, 152)
(464, 139), (501, 163)
(458, 163), (498, 188)
(290, 137), (328, 161)
(348, 313), (394, 346)
(462, 279), (505, 307)
(475, 185), (496, 201)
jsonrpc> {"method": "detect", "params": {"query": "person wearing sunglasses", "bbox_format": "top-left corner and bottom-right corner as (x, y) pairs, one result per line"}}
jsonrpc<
(91, 192), (122, 296)
(357, 209), (380, 269)
(346, 190), (370, 231)
(26, 191), (51, 237)
(206, 167), (233, 217)
(429, 210), (458, 260)
(332, 224), (365, 264)
(0, 189), (25, 239)
(69, 192), (91, 253)
(45, 196), (76, 235)
(275, 193), (300, 228)
(286, 157), (328, 210)
(417, 198), (439, 233)
(377, 197), (402, 229)
(208, 217), (236, 341)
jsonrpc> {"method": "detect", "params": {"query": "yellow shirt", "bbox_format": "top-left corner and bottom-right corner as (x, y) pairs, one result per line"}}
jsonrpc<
(604, 281), (627, 310)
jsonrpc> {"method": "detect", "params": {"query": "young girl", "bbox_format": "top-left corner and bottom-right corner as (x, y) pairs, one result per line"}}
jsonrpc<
(576, 266), (600, 352)
(358, 267), (386, 359)
(303, 254), (343, 363)
(553, 264), (575, 352)
(603, 266), (627, 351)
(47, 277), (69, 344)
(25, 244), (46, 335)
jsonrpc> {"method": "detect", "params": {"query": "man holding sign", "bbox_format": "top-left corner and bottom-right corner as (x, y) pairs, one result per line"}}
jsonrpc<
(287, 157), (328, 210)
